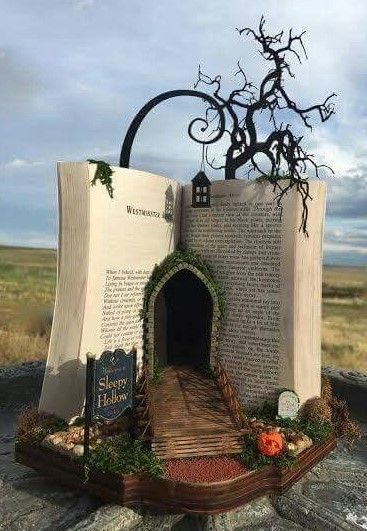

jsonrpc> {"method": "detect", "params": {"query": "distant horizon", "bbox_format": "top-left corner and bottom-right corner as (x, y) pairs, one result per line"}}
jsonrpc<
(0, 242), (365, 268)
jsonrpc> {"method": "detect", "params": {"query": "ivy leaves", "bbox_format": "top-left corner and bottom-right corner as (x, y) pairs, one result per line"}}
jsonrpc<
(88, 160), (114, 198)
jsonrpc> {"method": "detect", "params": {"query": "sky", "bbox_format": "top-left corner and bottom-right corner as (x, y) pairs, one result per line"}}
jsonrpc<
(0, 0), (366, 266)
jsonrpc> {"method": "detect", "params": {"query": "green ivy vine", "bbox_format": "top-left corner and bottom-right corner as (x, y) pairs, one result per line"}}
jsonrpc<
(140, 247), (226, 321)
(88, 160), (114, 198)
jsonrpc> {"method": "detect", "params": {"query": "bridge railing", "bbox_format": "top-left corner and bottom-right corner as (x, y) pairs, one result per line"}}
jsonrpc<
(134, 359), (153, 442)
(214, 358), (247, 430)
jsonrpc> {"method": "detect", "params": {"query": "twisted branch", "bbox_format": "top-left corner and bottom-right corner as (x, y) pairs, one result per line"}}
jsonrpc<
(195, 15), (336, 233)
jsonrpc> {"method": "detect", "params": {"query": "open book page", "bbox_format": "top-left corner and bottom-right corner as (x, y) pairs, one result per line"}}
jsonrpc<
(180, 179), (326, 407)
(39, 163), (181, 421)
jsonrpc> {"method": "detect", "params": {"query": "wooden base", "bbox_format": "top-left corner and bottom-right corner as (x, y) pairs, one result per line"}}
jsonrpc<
(15, 437), (336, 515)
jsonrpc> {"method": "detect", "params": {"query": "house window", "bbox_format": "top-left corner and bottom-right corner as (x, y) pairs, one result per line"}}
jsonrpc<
(191, 171), (211, 208)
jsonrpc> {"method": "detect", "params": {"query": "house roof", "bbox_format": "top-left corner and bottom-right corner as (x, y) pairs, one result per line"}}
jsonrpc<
(191, 171), (211, 186)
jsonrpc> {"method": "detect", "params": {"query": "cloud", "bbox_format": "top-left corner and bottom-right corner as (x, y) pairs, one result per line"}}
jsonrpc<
(0, 0), (366, 264)
(324, 171), (367, 219)
(74, 0), (95, 11)
(324, 224), (367, 265)
(323, 224), (367, 265)
(2, 158), (44, 168)
(324, 242), (367, 255)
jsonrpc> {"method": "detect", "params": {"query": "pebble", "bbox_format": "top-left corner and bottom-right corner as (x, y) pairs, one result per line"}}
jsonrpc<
(73, 444), (84, 457)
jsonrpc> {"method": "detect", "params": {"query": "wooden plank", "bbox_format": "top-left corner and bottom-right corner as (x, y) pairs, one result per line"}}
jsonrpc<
(152, 435), (241, 443)
(152, 441), (242, 450)
(148, 366), (244, 461)
(154, 430), (237, 436)
(154, 448), (243, 459)
(153, 421), (236, 429)
(153, 446), (242, 456)
(152, 438), (241, 447)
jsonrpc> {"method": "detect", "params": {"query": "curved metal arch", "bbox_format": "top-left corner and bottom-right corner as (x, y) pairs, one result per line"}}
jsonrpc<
(119, 89), (226, 168)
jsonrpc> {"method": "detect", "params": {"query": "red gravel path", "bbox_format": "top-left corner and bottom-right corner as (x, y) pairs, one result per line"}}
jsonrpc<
(164, 456), (249, 483)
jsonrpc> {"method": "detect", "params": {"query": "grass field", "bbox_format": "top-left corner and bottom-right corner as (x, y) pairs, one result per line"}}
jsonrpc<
(0, 245), (366, 371)
(322, 266), (366, 371)
(0, 246), (56, 365)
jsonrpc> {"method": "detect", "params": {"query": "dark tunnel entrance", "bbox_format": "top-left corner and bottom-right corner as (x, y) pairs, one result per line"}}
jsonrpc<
(154, 269), (213, 368)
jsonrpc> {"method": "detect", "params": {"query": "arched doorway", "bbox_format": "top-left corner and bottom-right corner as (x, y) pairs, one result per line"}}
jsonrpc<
(154, 269), (213, 368)
(143, 260), (221, 375)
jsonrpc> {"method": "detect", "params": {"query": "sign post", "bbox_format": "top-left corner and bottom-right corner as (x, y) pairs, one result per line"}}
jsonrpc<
(83, 348), (137, 462)
(83, 351), (96, 462)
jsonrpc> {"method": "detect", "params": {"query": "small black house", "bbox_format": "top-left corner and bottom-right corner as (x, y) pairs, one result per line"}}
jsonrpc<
(191, 171), (211, 208)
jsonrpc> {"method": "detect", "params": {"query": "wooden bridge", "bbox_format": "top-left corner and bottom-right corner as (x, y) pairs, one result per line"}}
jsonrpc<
(135, 364), (246, 460)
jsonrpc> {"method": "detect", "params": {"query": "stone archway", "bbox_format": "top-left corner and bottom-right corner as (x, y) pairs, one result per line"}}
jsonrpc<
(143, 261), (221, 374)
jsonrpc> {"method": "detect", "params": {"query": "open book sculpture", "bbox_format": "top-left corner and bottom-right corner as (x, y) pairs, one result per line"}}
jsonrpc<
(15, 15), (350, 509)
(16, 162), (338, 513)
(40, 163), (327, 420)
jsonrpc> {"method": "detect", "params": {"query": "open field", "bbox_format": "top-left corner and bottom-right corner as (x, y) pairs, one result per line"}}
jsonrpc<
(0, 245), (366, 371)
(322, 266), (367, 372)
(0, 246), (56, 365)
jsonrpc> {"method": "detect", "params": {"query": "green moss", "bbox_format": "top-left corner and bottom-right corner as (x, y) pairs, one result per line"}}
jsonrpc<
(246, 401), (278, 422)
(88, 160), (114, 198)
(198, 361), (215, 379)
(239, 400), (334, 471)
(273, 416), (333, 444)
(299, 420), (334, 443)
(140, 248), (225, 322)
(239, 433), (297, 470)
(245, 400), (334, 445)
(255, 173), (292, 183)
(151, 361), (163, 382)
(86, 434), (164, 479)
(273, 451), (298, 469)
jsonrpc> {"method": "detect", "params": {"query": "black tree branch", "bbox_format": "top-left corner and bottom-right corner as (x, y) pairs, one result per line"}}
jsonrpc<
(197, 16), (336, 234)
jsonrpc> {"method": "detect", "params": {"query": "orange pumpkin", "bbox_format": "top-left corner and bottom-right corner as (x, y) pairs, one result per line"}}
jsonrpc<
(257, 432), (283, 457)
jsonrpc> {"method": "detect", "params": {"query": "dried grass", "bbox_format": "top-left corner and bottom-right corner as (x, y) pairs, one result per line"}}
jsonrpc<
(16, 407), (67, 444)
(1, 247), (366, 372)
(0, 328), (49, 365)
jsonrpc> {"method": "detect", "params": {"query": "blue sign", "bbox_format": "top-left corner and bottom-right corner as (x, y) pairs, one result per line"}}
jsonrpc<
(93, 348), (135, 422)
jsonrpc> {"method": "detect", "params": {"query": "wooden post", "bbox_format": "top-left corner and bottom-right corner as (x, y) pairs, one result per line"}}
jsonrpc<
(129, 347), (137, 439)
(84, 351), (95, 463)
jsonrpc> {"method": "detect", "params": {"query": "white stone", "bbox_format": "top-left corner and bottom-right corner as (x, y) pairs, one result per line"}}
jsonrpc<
(73, 444), (84, 457)
(278, 390), (299, 419)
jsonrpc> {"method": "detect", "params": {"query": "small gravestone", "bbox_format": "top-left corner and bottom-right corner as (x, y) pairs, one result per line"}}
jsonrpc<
(93, 348), (136, 421)
(278, 390), (299, 419)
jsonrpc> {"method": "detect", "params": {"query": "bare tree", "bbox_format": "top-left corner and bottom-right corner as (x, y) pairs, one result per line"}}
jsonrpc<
(120, 17), (336, 234)
(194, 16), (336, 234)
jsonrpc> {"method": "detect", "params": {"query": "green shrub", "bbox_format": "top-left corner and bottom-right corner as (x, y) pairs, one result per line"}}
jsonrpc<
(86, 434), (164, 479)
(245, 401), (278, 422)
